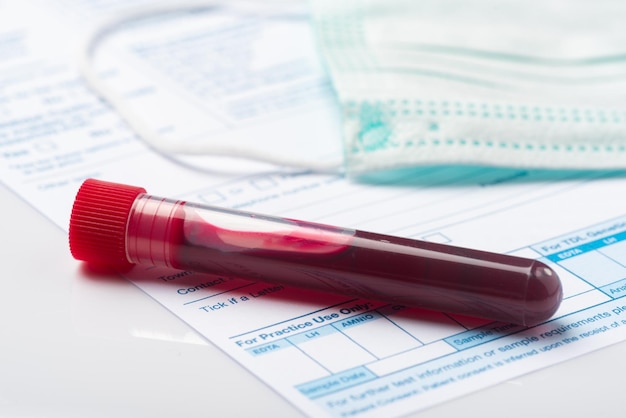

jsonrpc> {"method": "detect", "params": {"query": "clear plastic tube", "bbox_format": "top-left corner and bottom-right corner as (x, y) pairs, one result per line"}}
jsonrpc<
(69, 179), (563, 326)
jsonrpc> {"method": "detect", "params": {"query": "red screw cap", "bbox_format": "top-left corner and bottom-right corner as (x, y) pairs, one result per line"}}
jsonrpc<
(69, 179), (146, 267)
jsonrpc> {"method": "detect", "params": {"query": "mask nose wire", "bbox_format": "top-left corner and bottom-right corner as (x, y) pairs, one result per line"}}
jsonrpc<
(77, 0), (344, 174)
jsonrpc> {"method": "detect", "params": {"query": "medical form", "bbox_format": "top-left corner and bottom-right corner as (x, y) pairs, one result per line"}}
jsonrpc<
(2, 2), (626, 417)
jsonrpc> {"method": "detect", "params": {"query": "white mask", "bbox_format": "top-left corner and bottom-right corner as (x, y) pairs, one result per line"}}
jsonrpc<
(310, 0), (626, 176)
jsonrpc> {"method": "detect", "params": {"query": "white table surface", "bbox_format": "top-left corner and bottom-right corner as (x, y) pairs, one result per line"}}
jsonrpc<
(1, 181), (624, 418)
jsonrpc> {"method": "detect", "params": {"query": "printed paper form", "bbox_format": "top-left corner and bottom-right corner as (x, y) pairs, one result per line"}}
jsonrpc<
(2, 2), (626, 417)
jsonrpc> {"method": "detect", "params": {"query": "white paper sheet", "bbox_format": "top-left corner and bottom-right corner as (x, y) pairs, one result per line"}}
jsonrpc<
(2, 2), (626, 417)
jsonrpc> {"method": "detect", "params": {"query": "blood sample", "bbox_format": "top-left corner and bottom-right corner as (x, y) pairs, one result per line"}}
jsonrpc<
(69, 179), (562, 326)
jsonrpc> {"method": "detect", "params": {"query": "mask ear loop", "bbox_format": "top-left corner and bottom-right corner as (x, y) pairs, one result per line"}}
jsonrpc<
(78, 1), (344, 173)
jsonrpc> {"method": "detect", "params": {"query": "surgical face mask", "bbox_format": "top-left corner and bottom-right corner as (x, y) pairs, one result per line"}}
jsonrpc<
(310, 0), (626, 176)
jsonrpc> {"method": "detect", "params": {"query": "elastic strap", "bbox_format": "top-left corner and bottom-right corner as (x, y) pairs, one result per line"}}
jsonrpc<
(78, 0), (343, 173)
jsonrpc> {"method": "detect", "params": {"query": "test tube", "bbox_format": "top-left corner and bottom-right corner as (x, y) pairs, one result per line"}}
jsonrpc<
(69, 179), (562, 326)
